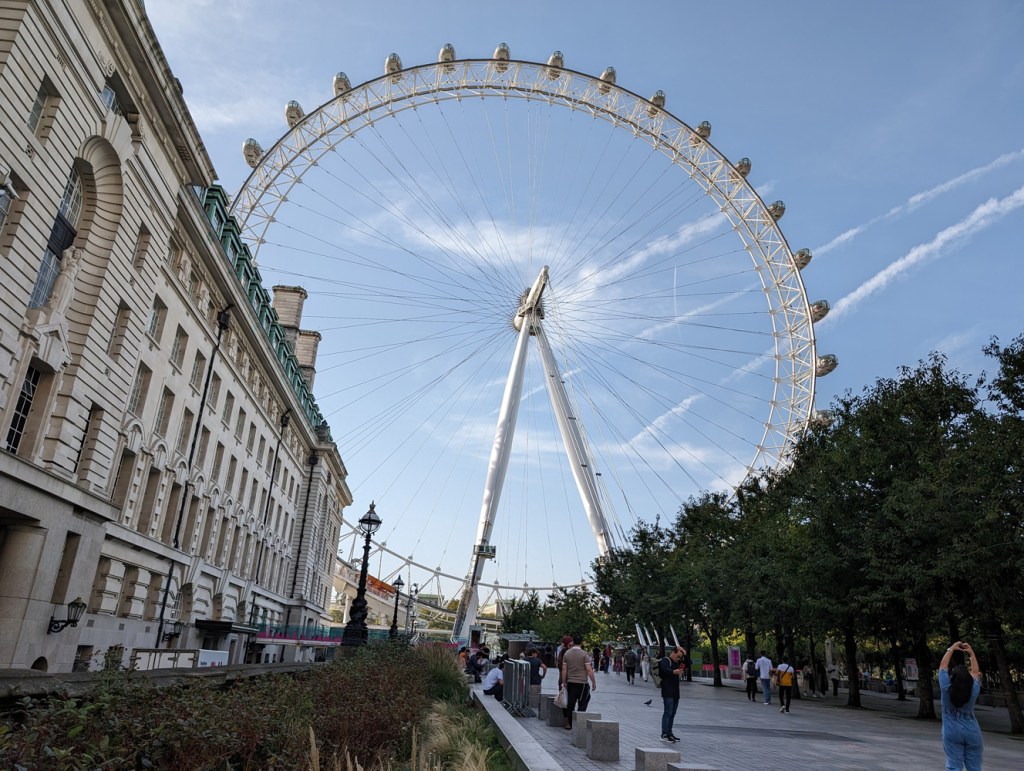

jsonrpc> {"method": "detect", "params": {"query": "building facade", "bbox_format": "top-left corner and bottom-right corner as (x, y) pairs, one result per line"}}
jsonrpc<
(0, 0), (351, 672)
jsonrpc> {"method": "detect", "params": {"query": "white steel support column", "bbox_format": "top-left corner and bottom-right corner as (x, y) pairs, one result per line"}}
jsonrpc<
(451, 279), (538, 643)
(534, 323), (612, 556)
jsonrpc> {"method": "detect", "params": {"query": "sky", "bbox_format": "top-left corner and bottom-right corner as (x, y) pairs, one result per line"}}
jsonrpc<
(145, 0), (1024, 602)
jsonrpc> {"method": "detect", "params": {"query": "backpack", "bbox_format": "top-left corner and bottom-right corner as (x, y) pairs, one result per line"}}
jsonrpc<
(746, 660), (757, 678)
(651, 657), (663, 687)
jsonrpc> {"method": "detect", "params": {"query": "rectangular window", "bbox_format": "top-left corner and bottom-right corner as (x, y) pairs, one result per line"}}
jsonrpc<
(100, 83), (124, 117)
(170, 326), (188, 369)
(175, 409), (193, 455)
(225, 456), (237, 491)
(107, 302), (130, 359)
(246, 424), (256, 453)
(166, 240), (180, 268)
(126, 364), (151, 416)
(0, 181), (13, 232)
(235, 408), (246, 440)
(147, 297), (167, 340)
(196, 427), (211, 467)
(5, 365), (41, 452)
(189, 351), (206, 389)
(27, 85), (47, 133)
(222, 391), (234, 424)
(154, 387), (174, 436)
(212, 442), (225, 480)
(132, 225), (151, 269)
(73, 404), (101, 476)
(256, 435), (266, 466)
(209, 373), (222, 410)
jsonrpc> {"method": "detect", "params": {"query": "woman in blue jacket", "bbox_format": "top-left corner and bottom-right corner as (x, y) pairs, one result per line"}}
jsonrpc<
(938, 640), (982, 771)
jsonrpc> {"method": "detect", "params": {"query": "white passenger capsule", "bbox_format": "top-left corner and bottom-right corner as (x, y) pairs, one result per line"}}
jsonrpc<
(793, 248), (812, 270)
(493, 42), (511, 72)
(815, 354), (838, 377)
(333, 72), (352, 97)
(438, 43), (456, 72)
(546, 50), (564, 79)
(696, 121), (712, 139)
(809, 300), (831, 323)
(598, 66), (616, 94)
(812, 409), (834, 426)
(242, 138), (264, 168)
(768, 200), (786, 220)
(285, 101), (304, 128)
(385, 52), (402, 76)
(646, 90), (665, 117)
(735, 157), (752, 177)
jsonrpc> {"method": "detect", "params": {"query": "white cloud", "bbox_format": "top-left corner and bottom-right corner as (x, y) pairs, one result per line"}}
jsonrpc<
(816, 147), (1024, 256)
(825, 185), (1024, 324)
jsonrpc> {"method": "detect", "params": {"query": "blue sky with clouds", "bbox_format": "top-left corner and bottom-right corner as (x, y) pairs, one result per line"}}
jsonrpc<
(146, 0), (1023, 593)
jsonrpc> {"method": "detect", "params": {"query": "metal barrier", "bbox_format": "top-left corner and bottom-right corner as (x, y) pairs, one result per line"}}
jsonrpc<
(501, 659), (535, 717)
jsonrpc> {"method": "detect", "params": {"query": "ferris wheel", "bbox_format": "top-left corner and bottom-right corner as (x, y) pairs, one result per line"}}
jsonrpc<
(229, 44), (835, 636)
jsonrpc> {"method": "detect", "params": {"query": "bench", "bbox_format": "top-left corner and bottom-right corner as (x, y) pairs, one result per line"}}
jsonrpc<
(636, 747), (681, 771)
(585, 719), (619, 761)
(571, 711), (601, 747)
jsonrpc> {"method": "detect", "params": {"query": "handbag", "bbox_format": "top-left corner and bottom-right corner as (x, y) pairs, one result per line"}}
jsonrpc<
(553, 685), (568, 709)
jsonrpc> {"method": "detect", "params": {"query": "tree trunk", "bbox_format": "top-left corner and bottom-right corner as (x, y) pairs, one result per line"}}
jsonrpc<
(685, 622), (694, 682)
(774, 622), (785, 662)
(983, 616), (1023, 734)
(786, 627), (801, 701)
(745, 623), (757, 662)
(710, 627), (722, 686)
(913, 630), (936, 719)
(888, 634), (907, 701)
(843, 623), (861, 708)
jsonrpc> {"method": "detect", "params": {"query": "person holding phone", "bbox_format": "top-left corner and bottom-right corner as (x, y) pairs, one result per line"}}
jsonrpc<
(659, 647), (686, 743)
(939, 641), (983, 771)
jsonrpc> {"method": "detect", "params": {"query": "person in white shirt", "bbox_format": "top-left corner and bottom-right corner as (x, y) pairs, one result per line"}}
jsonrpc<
(482, 659), (504, 700)
(755, 652), (774, 705)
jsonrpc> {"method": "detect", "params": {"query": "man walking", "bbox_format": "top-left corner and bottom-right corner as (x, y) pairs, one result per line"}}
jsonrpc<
(755, 650), (774, 705)
(624, 647), (638, 684)
(561, 635), (596, 729)
(659, 647), (686, 742)
(744, 653), (758, 701)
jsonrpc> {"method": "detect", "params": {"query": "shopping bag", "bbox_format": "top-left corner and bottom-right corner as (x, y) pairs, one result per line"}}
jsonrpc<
(553, 685), (568, 709)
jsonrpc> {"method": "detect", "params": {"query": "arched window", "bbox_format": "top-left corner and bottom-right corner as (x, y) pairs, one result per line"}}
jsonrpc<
(28, 167), (82, 308)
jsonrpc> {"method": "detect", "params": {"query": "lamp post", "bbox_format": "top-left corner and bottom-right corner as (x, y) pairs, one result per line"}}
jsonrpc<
(404, 582), (418, 634)
(47, 597), (86, 634)
(342, 502), (381, 646)
(389, 575), (404, 639)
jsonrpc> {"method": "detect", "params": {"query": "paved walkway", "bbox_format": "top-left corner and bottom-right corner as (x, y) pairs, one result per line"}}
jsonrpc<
(505, 670), (1022, 770)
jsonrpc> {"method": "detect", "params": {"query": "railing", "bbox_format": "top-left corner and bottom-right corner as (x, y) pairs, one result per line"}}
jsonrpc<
(501, 659), (535, 717)
(254, 624), (392, 643)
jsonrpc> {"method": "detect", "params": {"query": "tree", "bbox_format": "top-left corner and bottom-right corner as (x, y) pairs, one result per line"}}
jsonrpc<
(500, 592), (542, 636)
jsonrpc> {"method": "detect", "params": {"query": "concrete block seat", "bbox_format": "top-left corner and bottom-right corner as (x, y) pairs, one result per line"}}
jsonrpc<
(546, 698), (565, 727)
(636, 747), (681, 771)
(585, 719), (619, 761)
(571, 711), (601, 747)
(538, 693), (555, 721)
(668, 764), (720, 771)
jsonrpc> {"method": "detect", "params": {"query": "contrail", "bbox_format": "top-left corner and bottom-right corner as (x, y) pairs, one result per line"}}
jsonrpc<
(816, 147), (1024, 256)
(824, 185), (1024, 325)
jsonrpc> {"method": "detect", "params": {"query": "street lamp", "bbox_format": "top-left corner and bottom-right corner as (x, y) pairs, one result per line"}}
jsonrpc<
(47, 597), (86, 634)
(162, 619), (185, 643)
(389, 575), (404, 639)
(342, 502), (382, 646)
(404, 582), (418, 634)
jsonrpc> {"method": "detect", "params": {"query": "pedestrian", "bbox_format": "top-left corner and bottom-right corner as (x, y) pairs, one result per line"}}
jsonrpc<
(659, 646), (686, 742)
(603, 644), (612, 673)
(939, 641), (983, 771)
(640, 649), (651, 682)
(556, 635), (572, 687)
(482, 658), (505, 700)
(526, 647), (547, 686)
(755, 650), (774, 705)
(776, 655), (795, 713)
(802, 659), (817, 698)
(827, 660), (840, 697)
(815, 659), (829, 698)
(743, 653), (758, 701)
(560, 635), (596, 729)
(624, 647), (638, 684)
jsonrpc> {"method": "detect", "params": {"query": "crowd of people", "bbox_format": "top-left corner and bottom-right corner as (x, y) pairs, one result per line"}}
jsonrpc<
(459, 636), (985, 769)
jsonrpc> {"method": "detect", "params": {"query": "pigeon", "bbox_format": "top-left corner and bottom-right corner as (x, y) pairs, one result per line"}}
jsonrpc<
(643, 699), (653, 705)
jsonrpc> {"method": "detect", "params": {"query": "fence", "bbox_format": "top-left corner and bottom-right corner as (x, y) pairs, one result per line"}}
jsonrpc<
(501, 659), (535, 717)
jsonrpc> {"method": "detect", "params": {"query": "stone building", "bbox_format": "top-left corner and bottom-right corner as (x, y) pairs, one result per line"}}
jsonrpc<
(0, 0), (351, 671)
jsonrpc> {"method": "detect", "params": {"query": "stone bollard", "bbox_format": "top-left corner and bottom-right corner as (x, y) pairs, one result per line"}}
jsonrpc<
(571, 711), (601, 747)
(586, 719), (619, 761)
(636, 747), (681, 771)
(529, 684), (541, 709)
(667, 764), (720, 771)
(547, 698), (565, 727)
(539, 693), (555, 721)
